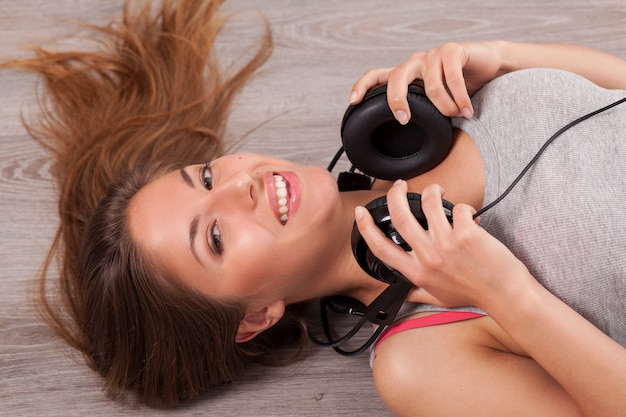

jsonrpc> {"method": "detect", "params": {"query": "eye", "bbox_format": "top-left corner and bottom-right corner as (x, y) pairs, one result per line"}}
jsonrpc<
(202, 162), (213, 190)
(210, 220), (223, 255)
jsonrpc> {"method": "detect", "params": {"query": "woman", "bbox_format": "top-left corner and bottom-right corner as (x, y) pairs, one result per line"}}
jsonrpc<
(3, 1), (625, 415)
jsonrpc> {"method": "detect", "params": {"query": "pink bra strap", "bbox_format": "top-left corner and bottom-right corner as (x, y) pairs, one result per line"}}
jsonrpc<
(376, 311), (484, 347)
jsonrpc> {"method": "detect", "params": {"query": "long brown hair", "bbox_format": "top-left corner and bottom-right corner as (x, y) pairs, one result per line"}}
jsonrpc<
(2, 0), (308, 407)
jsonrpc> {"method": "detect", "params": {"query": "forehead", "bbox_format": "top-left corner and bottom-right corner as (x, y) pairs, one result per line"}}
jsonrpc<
(127, 169), (192, 261)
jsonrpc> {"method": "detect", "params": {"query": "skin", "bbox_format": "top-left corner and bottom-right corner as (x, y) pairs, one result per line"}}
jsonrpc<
(127, 153), (390, 340)
(127, 122), (484, 340)
(351, 41), (626, 417)
(129, 41), (626, 416)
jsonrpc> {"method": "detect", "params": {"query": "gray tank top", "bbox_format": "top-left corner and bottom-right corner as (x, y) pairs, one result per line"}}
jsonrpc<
(400, 68), (626, 347)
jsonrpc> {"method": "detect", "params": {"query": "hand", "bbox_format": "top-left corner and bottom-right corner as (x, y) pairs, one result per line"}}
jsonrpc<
(349, 42), (504, 123)
(354, 181), (532, 311)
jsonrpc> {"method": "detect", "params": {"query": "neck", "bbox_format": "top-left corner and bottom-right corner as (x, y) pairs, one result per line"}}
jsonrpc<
(333, 189), (391, 305)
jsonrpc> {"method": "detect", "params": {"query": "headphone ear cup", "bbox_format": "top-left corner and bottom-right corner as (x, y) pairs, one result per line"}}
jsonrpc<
(351, 195), (386, 282)
(351, 194), (418, 284)
(351, 193), (453, 284)
(341, 84), (453, 180)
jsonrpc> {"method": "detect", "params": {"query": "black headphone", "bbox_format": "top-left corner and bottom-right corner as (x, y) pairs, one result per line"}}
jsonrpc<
(310, 82), (626, 356)
(344, 83), (455, 284)
(310, 84), (455, 355)
(341, 83), (453, 180)
(352, 193), (453, 285)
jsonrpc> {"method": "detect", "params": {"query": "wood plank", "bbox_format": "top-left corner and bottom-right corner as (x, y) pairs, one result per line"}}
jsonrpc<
(1, 0), (625, 415)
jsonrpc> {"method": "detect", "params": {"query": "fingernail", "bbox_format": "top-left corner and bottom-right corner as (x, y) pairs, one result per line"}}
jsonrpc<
(354, 206), (365, 220)
(349, 91), (358, 103)
(395, 110), (409, 125)
(462, 107), (473, 119)
(394, 179), (405, 186)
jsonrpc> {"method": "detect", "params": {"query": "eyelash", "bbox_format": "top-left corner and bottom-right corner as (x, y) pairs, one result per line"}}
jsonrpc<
(210, 220), (223, 255)
(202, 162), (213, 190)
(202, 162), (221, 254)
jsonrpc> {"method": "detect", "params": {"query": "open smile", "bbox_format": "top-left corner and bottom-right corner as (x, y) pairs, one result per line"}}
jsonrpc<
(265, 171), (299, 225)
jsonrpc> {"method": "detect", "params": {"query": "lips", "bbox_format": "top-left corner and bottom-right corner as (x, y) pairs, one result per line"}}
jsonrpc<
(265, 171), (299, 225)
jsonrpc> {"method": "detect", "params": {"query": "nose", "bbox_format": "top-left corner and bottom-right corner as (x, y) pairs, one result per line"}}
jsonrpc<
(213, 170), (256, 209)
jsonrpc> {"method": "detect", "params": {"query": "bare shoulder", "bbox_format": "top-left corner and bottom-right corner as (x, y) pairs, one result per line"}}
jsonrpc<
(372, 314), (582, 417)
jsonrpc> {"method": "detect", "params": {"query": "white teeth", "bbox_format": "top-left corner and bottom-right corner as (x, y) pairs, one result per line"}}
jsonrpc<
(273, 175), (289, 223)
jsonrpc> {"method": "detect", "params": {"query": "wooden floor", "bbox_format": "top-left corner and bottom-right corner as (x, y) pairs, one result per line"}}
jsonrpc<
(1, 0), (625, 415)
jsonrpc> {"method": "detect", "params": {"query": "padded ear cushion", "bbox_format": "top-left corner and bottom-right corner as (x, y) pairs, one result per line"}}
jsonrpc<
(341, 84), (453, 180)
(351, 193), (453, 283)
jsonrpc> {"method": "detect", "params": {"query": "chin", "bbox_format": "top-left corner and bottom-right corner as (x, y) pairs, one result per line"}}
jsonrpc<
(302, 167), (341, 217)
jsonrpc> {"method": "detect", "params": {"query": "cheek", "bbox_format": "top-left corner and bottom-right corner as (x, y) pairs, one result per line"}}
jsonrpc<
(226, 227), (317, 299)
(224, 228), (277, 294)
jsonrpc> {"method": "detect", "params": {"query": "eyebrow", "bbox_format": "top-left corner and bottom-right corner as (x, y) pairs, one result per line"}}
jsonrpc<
(181, 167), (204, 266)
(180, 167), (195, 189)
(189, 215), (204, 266)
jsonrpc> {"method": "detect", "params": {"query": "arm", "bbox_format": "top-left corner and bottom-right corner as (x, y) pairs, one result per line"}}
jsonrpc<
(355, 182), (626, 417)
(372, 315), (585, 417)
(349, 41), (626, 122)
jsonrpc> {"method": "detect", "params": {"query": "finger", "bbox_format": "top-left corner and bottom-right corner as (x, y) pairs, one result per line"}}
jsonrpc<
(419, 184), (453, 236)
(421, 50), (460, 117)
(354, 204), (412, 267)
(385, 73), (411, 125)
(385, 180), (429, 248)
(385, 54), (426, 125)
(349, 67), (393, 104)
(440, 46), (474, 118)
(450, 203), (479, 229)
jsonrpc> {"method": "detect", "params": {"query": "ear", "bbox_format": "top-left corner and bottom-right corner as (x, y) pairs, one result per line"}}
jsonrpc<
(235, 299), (286, 343)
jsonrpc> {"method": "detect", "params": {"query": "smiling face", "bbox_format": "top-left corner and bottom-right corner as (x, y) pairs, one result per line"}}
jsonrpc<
(127, 153), (349, 311)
